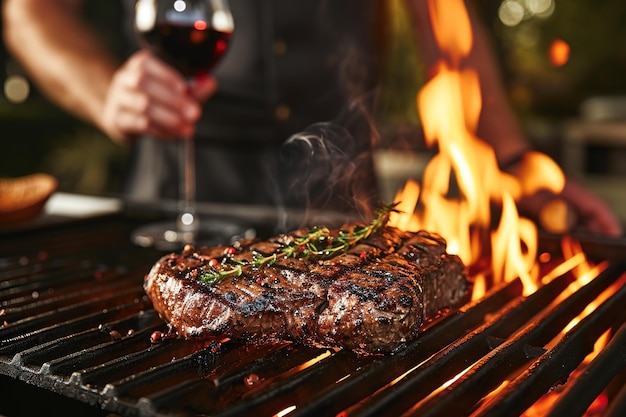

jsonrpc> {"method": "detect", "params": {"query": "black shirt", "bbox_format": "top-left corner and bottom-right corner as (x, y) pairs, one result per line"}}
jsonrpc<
(122, 0), (383, 211)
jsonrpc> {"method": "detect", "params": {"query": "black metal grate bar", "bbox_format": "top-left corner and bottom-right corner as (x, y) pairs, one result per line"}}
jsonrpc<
(0, 215), (624, 417)
(406, 263), (626, 417)
(473, 265), (626, 417)
(546, 322), (626, 417)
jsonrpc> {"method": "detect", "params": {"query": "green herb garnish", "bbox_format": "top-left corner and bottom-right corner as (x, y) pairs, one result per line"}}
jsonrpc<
(200, 202), (398, 285)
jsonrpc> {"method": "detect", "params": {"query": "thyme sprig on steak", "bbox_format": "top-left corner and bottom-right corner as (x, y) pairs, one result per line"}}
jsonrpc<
(200, 203), (398, 285)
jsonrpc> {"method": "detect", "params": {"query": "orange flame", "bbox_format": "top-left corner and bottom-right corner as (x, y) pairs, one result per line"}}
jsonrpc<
(383, 6), (616, 414)
(428, 0), (473, 65)
(388, 0), (584, 297)
(386, 5), (615, 414)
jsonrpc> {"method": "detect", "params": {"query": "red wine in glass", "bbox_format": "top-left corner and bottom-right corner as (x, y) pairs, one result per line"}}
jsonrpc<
(141, 22), (232, 77)
(132, 0), (246, 250)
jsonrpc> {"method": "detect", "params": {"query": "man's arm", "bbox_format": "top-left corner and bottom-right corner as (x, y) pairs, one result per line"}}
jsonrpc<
(2, 0), (216, 142)
(3, 0), (117, 132)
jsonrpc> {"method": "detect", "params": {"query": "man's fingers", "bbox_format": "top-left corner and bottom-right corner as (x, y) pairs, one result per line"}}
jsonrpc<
(106, 50), (202, 139)
(189, 74), (218, 102)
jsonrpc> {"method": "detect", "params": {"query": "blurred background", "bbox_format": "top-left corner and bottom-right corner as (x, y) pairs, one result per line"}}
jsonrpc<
(1, 0), (625, 224)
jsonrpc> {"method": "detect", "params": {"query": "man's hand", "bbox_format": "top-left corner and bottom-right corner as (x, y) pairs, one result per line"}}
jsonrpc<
(517, 178), (623, 237)
(557, 179), (622, 237)
(100, 49), (217, 142)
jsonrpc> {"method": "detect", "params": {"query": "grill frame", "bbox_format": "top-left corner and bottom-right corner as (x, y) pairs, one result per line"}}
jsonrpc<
(1, 213), (625, 417)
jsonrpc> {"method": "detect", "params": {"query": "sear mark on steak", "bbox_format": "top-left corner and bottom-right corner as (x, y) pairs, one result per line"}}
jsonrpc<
(144, 226), (471, 355)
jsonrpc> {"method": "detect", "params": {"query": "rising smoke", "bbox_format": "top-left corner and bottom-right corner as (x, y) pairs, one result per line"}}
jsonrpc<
(278, 92), (381, 223)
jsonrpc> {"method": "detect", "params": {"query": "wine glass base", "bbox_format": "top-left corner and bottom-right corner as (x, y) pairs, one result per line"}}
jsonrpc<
(131, 219), (256, 251)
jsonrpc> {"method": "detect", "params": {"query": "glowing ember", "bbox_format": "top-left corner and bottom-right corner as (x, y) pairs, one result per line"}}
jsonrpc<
(274, 405), (296, 417)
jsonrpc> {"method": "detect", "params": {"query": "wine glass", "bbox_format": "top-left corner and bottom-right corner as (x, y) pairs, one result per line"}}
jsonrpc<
(131, 0), (248, 250)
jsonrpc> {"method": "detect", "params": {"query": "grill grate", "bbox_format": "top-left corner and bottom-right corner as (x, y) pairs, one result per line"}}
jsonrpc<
(1, 215), (625, 417)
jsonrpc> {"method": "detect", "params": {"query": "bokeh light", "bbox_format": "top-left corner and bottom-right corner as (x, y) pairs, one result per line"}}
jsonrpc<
(498, 0), (555, 27)
(499, 0), (525, 27)
(549, 38), (570, 66)
(3, 75), (30, 103)
(174, 0), (187, 12)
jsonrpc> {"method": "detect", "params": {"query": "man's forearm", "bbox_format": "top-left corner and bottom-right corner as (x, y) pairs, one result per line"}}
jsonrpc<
(2, 0), (118, 131)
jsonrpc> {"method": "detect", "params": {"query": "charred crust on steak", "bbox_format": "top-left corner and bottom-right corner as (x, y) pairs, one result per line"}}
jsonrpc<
(144, 226), (471, 355)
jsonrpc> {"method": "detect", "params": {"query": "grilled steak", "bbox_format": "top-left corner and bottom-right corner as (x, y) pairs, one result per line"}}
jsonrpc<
(144, 225), (471, 354)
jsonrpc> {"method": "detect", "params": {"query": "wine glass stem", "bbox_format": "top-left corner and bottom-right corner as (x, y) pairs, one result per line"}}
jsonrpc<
(178, 134), (198, 233)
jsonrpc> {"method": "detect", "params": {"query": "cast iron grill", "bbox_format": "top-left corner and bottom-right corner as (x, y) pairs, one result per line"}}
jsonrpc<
(1, 214), (625, 417)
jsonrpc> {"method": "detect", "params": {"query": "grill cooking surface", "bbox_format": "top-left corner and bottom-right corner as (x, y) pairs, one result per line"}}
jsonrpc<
(1, 214), (625, 417)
